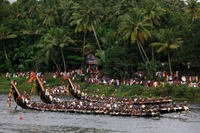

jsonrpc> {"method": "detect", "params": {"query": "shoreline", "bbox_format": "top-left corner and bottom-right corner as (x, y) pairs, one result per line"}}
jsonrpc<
(1, 76), (200, 102)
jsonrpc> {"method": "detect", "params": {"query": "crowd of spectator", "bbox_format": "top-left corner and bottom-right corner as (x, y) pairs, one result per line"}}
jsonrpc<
(4, 68), (200, 88)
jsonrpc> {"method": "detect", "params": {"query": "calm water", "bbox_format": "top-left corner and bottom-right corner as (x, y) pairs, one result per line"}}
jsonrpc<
(0, 94), (200, 133)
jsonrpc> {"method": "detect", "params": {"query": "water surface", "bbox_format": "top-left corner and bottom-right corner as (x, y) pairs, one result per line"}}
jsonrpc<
(0, 94), (200, 133)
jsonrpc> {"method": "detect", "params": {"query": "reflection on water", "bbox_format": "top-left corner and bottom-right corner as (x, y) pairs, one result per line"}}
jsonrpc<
(0, 94), (200, 133)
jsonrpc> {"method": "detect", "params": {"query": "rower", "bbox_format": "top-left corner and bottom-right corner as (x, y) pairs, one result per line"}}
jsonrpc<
(148, 94), (152, 101)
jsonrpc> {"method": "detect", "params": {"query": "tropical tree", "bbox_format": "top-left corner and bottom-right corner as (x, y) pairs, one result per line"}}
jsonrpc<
(21, 18), (40, 40)
(70, 0), (104, 51)
(138, 60), (160, 80)
(142, 0), (165, 26)
(118, 8), (152, 63)
(9, 0), (25, 19)
(0, 24), (17, 59)
(27, 0), (41, 19)
(37, 27), (74, 72)
(0, 0), (10, 24)
(40, 0), (60, 27)
(185, 0), (200, 22)
(150, 29), (183, 75)
(0, 24), (17, 72)
(37, 42), (61, 72)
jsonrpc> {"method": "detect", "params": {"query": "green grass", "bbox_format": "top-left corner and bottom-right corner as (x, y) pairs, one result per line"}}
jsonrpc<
(1, 76), (200, 102)
(0, 77), (33, 94)
(0, 76), (63, 94)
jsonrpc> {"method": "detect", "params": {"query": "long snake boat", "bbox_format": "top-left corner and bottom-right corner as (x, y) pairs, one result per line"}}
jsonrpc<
(8, 77), (189, 118)
(8, 81), (188, 118)
(34, 76), (189, 114)
(25, 97), (188, 117)
(59, 78), (177, 106)
(8, 82), (160, 117)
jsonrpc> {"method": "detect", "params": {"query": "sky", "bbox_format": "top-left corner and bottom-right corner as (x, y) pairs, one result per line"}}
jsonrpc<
(8, 0), (16, 4)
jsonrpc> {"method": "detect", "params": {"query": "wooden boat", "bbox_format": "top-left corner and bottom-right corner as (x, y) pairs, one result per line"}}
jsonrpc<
(35, 76), (52, 104)
(159, 104), (189, 115)
(25, 98), (188, 118)
(66, 78), (82, 100)
(9, 74), (189, 118)
(9, 81), (188, 118)
(31, 75), (171, 106)
(9, 81), (30, 109)
(28, 75), (52, 104)
(63, 78), (175, 106)
(25, 101), (161, 117)
(29, 75), (78, 104)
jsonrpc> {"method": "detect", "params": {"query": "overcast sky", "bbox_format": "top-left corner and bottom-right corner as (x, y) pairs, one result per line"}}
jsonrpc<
(8, 0), (16, 4)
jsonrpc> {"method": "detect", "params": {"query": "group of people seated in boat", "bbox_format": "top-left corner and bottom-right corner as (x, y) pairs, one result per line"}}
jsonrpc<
(39, 73), (175, 106)
(61, 79), (174, 105)
(13, 91), (31, 106)
(27, 95), (188, 117)
(45, 85), (67, 95)
(8, 74), (189, 117)
(21, 91), (31, 105)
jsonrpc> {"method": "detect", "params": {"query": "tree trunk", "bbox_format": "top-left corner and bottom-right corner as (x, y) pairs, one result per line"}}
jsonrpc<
(138, 41), (150, 64)
(152, 47), (154, 65)
(81, 32), (86, 68)
(61, 48), (67, 72)
(91, 21), (102, 50)
(136, 40), (145, 62)
(2, 41), (8, 59)
(52, 57), (61, 73)
(168, 49), (172, 76)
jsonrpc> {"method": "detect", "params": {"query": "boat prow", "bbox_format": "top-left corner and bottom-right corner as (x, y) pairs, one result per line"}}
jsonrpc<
(30, 75), (52, 104)
(10, 81), (29, 109)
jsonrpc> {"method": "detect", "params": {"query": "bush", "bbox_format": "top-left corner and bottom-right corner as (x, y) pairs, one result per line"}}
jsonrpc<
(117, 85), (145, 97)
(46, 78), (63, 87)
(185, 87), (200, 100)
(173, 85), (186, 98)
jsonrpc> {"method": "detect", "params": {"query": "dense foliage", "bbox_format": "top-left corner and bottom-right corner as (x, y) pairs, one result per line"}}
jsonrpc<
(1, 0), (200, 80)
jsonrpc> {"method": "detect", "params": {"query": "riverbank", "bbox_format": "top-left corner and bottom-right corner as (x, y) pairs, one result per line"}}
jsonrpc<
(1, 76), (200, 102)
(0, 77), (63, 94)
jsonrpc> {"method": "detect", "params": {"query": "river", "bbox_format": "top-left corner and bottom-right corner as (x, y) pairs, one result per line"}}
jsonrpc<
(0, 94), (200, 133)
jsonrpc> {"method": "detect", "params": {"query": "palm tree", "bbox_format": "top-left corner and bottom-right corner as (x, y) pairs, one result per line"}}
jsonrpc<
(21, 18), (39, 38)
(0, 24), (17, 73)
(118, 8), (152, 63)
(9, 0), (25, 19)
(37, 27), (74, 72)
(150, 29), (183, 75)
(138, 60), (159, 80)
(0, 24), (17, 59)
(0, 0), (10, 23)
(40, 0), (60, 27)
(37, 42), (61, 72)
(70, 0), (103, 51)
(27, 0), (41, 18)
(185, 0), (200, 22)
(142, 0), (165, 26)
